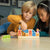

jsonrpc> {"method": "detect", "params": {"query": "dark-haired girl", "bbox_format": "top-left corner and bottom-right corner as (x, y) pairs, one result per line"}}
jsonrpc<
(34, 0), (50, 36)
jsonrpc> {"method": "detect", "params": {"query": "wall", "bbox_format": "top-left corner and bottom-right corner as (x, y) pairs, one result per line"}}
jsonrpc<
(0, 0), (19, 17)
(0, 0), (43, 17)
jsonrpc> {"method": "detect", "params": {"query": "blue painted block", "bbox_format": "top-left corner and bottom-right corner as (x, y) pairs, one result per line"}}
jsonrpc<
(22, 29), (28, 33)
(32, 30), (36, 36)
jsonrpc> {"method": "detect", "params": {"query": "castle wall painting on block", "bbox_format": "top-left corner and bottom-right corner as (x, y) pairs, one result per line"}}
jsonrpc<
(18, 29), (39, 38)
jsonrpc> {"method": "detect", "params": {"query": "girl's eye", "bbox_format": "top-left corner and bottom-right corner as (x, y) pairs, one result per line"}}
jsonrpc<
(41, 14), (43, 17)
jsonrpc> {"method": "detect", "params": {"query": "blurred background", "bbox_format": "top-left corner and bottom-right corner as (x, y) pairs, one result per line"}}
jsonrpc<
(0, 0), (49, 25)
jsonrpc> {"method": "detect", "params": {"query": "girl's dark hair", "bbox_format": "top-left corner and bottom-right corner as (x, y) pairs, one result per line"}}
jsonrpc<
(37, 0), (50, 34)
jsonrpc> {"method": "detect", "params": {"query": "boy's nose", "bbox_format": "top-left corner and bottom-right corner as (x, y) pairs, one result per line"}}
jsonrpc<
(26, 13), (29, 16)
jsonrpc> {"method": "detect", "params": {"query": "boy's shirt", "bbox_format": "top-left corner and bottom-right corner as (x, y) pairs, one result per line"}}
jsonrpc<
(7, 15), (36, 34)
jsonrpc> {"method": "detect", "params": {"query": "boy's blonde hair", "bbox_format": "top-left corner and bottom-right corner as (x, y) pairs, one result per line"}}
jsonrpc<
(22, 1), (37, 16)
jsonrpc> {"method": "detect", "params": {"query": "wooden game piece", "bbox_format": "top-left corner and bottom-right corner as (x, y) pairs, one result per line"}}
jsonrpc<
(36, 28), (39, 38)
(29, 29), (32, 36)
(32, 30), (36, 36)
(18, 30), (22, 36)
(25, 33), (29, 36)
(2, 35), (11, 40)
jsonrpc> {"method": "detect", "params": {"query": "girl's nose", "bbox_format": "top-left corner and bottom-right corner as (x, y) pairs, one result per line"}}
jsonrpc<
(40, 16), (42, 19)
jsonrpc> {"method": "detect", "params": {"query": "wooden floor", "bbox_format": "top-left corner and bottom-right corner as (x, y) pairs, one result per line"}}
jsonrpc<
(0, 37), (50, 50)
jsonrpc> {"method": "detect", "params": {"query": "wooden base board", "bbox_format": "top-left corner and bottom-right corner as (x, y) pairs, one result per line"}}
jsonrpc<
(18, 36), (39, 39)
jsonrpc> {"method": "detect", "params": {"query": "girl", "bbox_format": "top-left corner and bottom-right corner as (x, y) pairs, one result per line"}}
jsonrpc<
(35, 0), (50, 36)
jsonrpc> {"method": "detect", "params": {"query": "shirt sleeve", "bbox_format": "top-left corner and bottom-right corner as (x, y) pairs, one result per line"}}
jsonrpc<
(7, 23), (16, 34)
(7, 15), (22, 24)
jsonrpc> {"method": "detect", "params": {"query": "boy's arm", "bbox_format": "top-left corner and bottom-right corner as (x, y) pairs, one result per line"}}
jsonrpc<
(7, 15), (22, 24)
(27, 18), (36, 29)
(7, 23), (15, 34)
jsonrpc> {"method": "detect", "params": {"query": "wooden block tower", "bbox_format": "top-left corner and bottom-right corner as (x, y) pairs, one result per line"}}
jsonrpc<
(18, 23), (39, 38)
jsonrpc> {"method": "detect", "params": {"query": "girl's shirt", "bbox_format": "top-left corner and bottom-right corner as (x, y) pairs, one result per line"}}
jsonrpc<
(34, 23), (49, 37)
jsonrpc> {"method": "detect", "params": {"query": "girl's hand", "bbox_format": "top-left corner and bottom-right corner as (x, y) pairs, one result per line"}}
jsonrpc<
(10, 31), (17, 36)
(20, 20), (27, 30)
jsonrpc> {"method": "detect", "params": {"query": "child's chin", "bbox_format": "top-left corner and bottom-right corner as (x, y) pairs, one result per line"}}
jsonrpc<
(42, 20), (46, 22)
(25, 18), (30, 21)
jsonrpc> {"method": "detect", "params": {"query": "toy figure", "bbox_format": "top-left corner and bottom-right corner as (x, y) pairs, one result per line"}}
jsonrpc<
(36, 28), (39, 36)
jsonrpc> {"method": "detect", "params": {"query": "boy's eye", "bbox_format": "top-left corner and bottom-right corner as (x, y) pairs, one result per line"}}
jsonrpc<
(24, 11), (27, 13)
(29, 13), (32, 14)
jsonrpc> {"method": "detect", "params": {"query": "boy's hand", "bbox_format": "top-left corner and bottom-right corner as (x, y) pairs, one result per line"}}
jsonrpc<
(20, 20), (27, 30)
(10, 31), (17, 36)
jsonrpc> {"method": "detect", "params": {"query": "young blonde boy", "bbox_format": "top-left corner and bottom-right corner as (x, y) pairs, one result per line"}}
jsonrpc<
(7, 1), (37, 36)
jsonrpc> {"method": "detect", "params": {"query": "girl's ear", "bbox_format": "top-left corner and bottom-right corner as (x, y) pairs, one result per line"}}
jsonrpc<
(48, 14), (50, 17)
(49, 14), (50, 16)
(48, 13), (50, 17)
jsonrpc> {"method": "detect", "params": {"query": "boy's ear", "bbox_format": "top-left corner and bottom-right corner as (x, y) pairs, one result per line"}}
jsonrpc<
(21, 9), (23, 14)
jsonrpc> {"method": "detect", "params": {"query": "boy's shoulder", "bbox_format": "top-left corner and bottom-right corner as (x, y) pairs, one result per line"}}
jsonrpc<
(16, 14), (22, 17)
(31, 18), (36, 22)
(8, 14), (22, 17)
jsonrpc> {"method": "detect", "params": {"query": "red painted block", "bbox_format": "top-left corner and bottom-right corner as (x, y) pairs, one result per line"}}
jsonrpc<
(29, 29), (32, 36)
(18, 30), (22, 36)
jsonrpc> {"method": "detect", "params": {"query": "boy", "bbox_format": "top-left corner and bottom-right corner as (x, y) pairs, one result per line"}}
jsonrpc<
(7, 1), (37, 36)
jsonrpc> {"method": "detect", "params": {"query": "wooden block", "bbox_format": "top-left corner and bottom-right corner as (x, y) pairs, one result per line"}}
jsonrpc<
(18, 36), (39, 39)
(36, 32), (39, 36)
(29, 29), (32, 36)
(25, 33), (29, 36)
(18, 30), (22, 36)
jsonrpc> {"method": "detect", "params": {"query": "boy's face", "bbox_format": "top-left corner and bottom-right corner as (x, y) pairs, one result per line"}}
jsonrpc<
(22, 8), (34, 21)
(37, 8), (49, 22)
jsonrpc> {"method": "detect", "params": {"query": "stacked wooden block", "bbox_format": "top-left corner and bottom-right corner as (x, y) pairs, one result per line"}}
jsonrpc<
(18, 29), (39, 38)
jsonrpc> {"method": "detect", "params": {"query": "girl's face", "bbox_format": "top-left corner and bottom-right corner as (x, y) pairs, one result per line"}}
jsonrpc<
(22, 8), (34, 22)
(37, 8), (49, 22)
